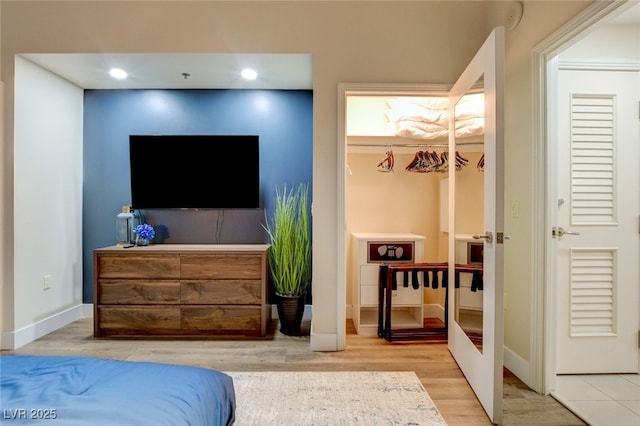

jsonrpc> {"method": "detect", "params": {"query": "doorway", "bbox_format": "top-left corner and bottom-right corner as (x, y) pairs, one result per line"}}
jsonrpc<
(534, 0), (640, 421)
(340, 85), (452, 344)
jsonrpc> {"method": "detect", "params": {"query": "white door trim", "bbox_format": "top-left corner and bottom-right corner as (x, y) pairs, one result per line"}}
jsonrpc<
(532, 0), (636, 394)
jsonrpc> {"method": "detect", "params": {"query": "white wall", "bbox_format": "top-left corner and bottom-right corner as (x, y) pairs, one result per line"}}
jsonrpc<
(490, 0), (594, 383)
(560, 23), (640, 63)
(8, 56), (84, 346)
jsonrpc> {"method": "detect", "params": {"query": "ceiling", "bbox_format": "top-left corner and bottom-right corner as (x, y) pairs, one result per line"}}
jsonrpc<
(21, 53), (313, 90)
(19, 2), (638, 91)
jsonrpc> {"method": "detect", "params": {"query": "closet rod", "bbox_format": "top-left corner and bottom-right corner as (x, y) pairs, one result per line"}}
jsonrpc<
(347, 141), (483, 148)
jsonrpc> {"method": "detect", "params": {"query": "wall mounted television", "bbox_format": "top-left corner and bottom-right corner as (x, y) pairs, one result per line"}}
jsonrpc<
(129, 135), (260, 209)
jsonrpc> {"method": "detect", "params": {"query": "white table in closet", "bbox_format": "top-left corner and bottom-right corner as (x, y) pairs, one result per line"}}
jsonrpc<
(454, 234), (483, 311)
(351, 233), (425, 335)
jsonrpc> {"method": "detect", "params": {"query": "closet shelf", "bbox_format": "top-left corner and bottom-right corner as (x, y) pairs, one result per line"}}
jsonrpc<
(347, 137), (484, 154)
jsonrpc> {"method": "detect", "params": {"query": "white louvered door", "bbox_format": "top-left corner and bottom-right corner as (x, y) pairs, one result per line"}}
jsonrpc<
(556, 69), (639, 374)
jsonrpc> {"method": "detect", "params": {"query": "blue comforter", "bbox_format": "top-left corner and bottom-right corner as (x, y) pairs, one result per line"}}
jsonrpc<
(0, 355), (235, 425)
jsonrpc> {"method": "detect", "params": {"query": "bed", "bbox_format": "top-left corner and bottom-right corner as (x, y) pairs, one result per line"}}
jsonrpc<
(0, 355), (235, 425)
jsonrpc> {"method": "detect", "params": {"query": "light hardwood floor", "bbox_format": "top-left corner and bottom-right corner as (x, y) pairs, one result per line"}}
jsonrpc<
(2, 318), (585, 426)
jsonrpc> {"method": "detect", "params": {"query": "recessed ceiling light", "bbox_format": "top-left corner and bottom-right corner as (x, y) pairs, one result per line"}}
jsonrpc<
(109, 68), (127, 80)
(241, 68), (258, 80)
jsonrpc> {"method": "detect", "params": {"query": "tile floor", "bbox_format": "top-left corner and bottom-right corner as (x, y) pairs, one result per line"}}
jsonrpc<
(552, 374), (640, 426)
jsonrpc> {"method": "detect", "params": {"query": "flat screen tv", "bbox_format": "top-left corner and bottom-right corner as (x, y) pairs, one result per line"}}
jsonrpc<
(129, 135), (260, 209)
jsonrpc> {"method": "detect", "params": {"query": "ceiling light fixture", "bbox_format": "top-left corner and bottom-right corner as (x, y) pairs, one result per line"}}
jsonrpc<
(241, 68), (258, 80)
(109, 68), (128, 80)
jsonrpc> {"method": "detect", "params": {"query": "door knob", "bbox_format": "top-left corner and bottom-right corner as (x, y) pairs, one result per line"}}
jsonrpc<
(473, 232), (493, 244)
(552, 227), (580, 238)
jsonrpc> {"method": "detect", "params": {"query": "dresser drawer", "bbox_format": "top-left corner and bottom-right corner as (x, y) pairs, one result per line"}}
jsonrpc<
(360, 285), (379, 306)
(97, 255), (180, 279)
(181, 306), (262, 333)
(459, 286), (483, 310)
(392, 285), (422, 306)
(181, 280), (261, 304)
(97, 306), (181, 330)
(360, 265), (380, 286)
(181, 254), (263, 279)
(98, 280), (180, 304)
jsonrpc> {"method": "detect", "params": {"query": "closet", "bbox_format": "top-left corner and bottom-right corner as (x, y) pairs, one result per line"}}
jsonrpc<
(345, 94), (485, 336)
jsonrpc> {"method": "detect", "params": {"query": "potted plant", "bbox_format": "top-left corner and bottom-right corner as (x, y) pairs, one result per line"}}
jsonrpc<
(263, 183), (311, 335)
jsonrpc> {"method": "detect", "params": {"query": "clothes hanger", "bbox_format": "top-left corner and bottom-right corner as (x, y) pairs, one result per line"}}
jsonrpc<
(455, 151), (469, 171)
(377, 149), (394, 172)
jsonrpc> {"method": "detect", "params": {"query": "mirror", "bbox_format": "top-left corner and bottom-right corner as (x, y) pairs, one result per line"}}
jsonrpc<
(453, 75), (485, 352)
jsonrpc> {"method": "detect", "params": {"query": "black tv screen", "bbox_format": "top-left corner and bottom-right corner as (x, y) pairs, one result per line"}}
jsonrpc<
(129, 135), (260, 209)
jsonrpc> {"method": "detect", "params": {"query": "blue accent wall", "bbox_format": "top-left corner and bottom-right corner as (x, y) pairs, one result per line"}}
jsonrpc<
(83, 89), (313, 302)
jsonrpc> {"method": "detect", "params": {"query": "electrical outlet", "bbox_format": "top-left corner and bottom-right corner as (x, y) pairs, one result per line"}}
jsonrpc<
(43, 274), (52, 290)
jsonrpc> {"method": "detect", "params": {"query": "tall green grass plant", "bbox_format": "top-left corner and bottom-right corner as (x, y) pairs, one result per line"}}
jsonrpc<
(263, 183), (311, 296)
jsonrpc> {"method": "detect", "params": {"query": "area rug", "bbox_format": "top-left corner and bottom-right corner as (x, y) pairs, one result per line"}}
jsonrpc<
(225, 371), (447, 425)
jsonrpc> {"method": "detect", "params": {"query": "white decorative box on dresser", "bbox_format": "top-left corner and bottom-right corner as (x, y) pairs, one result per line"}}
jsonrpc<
(351, 233), (425, 335)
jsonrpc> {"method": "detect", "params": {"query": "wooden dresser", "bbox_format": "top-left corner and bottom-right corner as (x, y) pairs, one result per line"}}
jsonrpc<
(93, 244), (271, 337)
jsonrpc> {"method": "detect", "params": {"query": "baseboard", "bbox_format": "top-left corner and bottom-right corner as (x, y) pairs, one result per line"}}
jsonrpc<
(310, 330), (339, 351)
(424, 303), (445, 321)
(82, 303), (94, 318)
(1, 303), (92, 350)
(424, 304), (532, 388)
(504, 345), (531, 388)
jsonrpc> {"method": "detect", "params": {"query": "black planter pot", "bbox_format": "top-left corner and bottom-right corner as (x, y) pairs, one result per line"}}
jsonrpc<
(276, 293), (305, 335)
